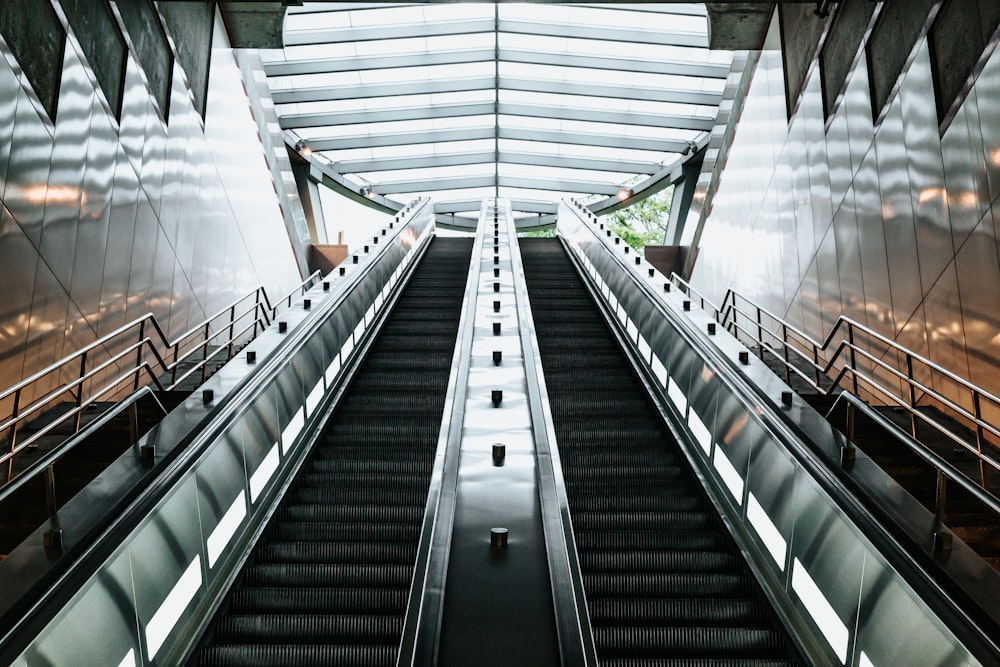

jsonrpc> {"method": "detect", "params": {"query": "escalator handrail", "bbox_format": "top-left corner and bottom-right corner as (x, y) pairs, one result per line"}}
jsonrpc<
(559, 199), (1000, 663)
(0, 199), (434, 660)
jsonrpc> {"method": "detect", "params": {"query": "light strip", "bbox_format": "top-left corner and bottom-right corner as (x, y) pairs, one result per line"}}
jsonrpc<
(325, 354), (342, 384)
(249, 443), (280, 503)
(117, 648), (136, 667)
(792, 557), (849, 663)
(859, 652), (875, 667)
(667, 377), (687, 415)
(206, 492), (247, 568)
(341, 336), (355, 359)
(145, 556), (202, 660)
(713, 444), (744, 503)
(689, 409), (712, 455)
(281, 408), (305, 454)
(306, 379), (325, 416)
(651, 355), (668, 387)
(747, 492), (787, 570)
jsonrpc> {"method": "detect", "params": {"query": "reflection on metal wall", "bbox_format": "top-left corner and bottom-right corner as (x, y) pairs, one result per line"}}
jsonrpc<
(694, 29), (1000, 421)
(0, 7), (300, 413)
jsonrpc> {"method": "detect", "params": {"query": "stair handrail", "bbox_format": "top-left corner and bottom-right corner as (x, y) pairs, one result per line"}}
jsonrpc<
(1, 271), (321, 482)
(669, 272), (1000, 490)
(0, 385), (167, 512)
(830, 391), (1000, 523)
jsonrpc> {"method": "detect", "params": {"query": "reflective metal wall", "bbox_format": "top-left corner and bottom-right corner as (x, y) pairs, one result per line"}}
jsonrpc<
(693, 22), (1000, 416)
(0, 6), (301, 408)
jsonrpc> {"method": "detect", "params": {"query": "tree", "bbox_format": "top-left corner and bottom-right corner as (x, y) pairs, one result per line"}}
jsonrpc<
(605, 187), (673, 251)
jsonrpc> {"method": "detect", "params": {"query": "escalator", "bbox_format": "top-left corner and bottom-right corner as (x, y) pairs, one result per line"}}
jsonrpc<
(520, 238), (803, 666)
(192, 237), (473, 666)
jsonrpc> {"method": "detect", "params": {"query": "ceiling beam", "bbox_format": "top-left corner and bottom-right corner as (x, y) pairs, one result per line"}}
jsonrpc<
(498, 19), (708, 49)
(272, 76), (495, 104)
(374, 174), (620, 196)
(264, 48), (496, 77)
(303, 127), (496, 151)
(285, 18), (495, 45)
(336, 151), (497, 173)
(498, 102), (715, 131)
(499, 150), (661, 175)
(500, 175), (620, 196)
(499, 77), (721, 106)
(500, 49), (729, 79)
(281, 102), (495, 129)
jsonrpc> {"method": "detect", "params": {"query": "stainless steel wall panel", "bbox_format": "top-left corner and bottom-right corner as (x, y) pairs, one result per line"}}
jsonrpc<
(0, 204), (36, 414)
(977, 53), (1000, 205)
(125, 198), (158, 325)
(921, 261), (973, 413)
(954, 214), (1000, 390)
(844, 60), (874, 181)
(827, 102), (853, 218)
(853, 150), (893, 336)
(815, 225), (842, 342)
(118, 58), (148, 179)
(0, 49), (20, 193)
(97, 149), (138, 338)
(140, 99), (167, 216)
(40, 45), (92, 291)
(941, 93), (981, 250)
(3, 90), (55, 246)
(832, 194), (865, 328)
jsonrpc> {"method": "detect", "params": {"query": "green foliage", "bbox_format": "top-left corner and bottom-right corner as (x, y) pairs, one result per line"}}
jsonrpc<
(519, 228), (557, 238)
(605, 188), (673, 251)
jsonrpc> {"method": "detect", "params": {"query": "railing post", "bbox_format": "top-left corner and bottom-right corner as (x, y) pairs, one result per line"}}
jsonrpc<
(845, 401), (856, 443)
(848, 324), (859, 395)
(253, 290), (261, 337)
(133, 320), (145, 392)
(227, 305), (236, 361)
(813, 346), (821, 388)
(781, 323), (790, 384)
(756, 307), (764, 359)
(171, 345), (179, 387)
(201, 322), (211, 383)
(935, 471), (947, 523)
(972, 392), (986, 487)
(906, 353), (918, 440)
(6, 389), (20, 483)
(128, 400), (140, 443)
(74, 351), (87, 433)
(44, 464), (57, 515)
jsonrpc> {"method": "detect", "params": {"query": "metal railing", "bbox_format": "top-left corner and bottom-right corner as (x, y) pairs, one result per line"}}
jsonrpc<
(1, 271), (321, 484)
(669, 273), (1000, 491)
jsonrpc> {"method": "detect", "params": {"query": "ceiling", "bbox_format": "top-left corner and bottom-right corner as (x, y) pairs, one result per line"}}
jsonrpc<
(262, 3), (733, 227)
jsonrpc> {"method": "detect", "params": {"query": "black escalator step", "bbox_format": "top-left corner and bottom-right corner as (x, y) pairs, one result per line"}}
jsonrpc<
(269, 522), (420, 543)
(571, 495), (700, 513)
(308, 458), (431, 475)
(291, 488), (427, 507)
(588, 597), (773, 626)
(244, 563), (412, 588)
(258, 541), (417, 564)
(349, 374), (448, 392)
(298, 473), (429, 489)
(573, 511), (715, 531)
(574, 528), (724, 553)
(594, 626), (788, 660)
(312, 446), (433, 463)
(196, 644), (396, 667)
(584, 572), (754, 598)
(229, 587), (408, 614)
(279, 504), (424, 523)
(566, 481), (697, 499)
(580, 551), (742, 574)
(563, 465), (686, 482)
(601, 660), (797, 667)
(214, 614), (403, 644)
(327, 422), (440, 441)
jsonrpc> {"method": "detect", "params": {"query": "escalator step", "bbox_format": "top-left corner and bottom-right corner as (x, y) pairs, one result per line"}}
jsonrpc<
(588, 597), (773, 625)
(213, 614), (403, 644)
(257, 540), (417, 565)
(593, 626), (788, 659)
(583, 572), (754, 598)
(580, 551), (742, 574)
(229, 587), (408, 614)
(197, 644), (396, 667)
(243, 563), (412, 588)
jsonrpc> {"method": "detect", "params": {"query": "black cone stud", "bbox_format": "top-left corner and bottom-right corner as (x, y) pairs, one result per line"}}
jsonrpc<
(491, 389), (502, 407)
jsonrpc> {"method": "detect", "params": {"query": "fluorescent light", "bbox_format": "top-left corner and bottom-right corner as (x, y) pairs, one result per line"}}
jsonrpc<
(307, 379), (325, 417)
(249, 443), (280, 503)
(689, 409), (712, 455)
(667, 377), (687, 415)
(747, 493), (786, 569)
(713, 445), (744, 503)
(792, 558), (849, 664)
(145, 556), (202, 660)
(325, 354), (342, 384)
(651, 355), (668, 387)
(207, 492), (247, 568)
(282, 408), (305, 454)
(117, 648), (136, 667)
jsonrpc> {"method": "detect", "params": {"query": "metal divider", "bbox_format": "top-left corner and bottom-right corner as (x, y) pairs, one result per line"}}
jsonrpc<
(1, 201), (436, 667)
(556, 200), (997, 667)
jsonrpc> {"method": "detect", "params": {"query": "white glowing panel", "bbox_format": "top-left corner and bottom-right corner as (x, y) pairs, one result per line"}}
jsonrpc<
(667, 378), (687, 415)
(353, 319), (366, 341)
(117, 649), (136, 667)
(637, 334), (651, 362)
(859, 652), (875, 667)
(365, 303), (376, 326)
(145, 556), (202, 660)
(281, 408), (305, 454)
(625, 318), (638, 340)
(689, 410), (712, 455)
(306, 379), (325, 416)
(249, 443), (280, 503)
(326, 354), (342, 384)
(207, 492), (247, 568)
(748, 493), (786, 569)
(652, 355), (668, 387)
(713, 445), (744, 503)
(341, 336), (355, 359)
(792, 558), (849, 664)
